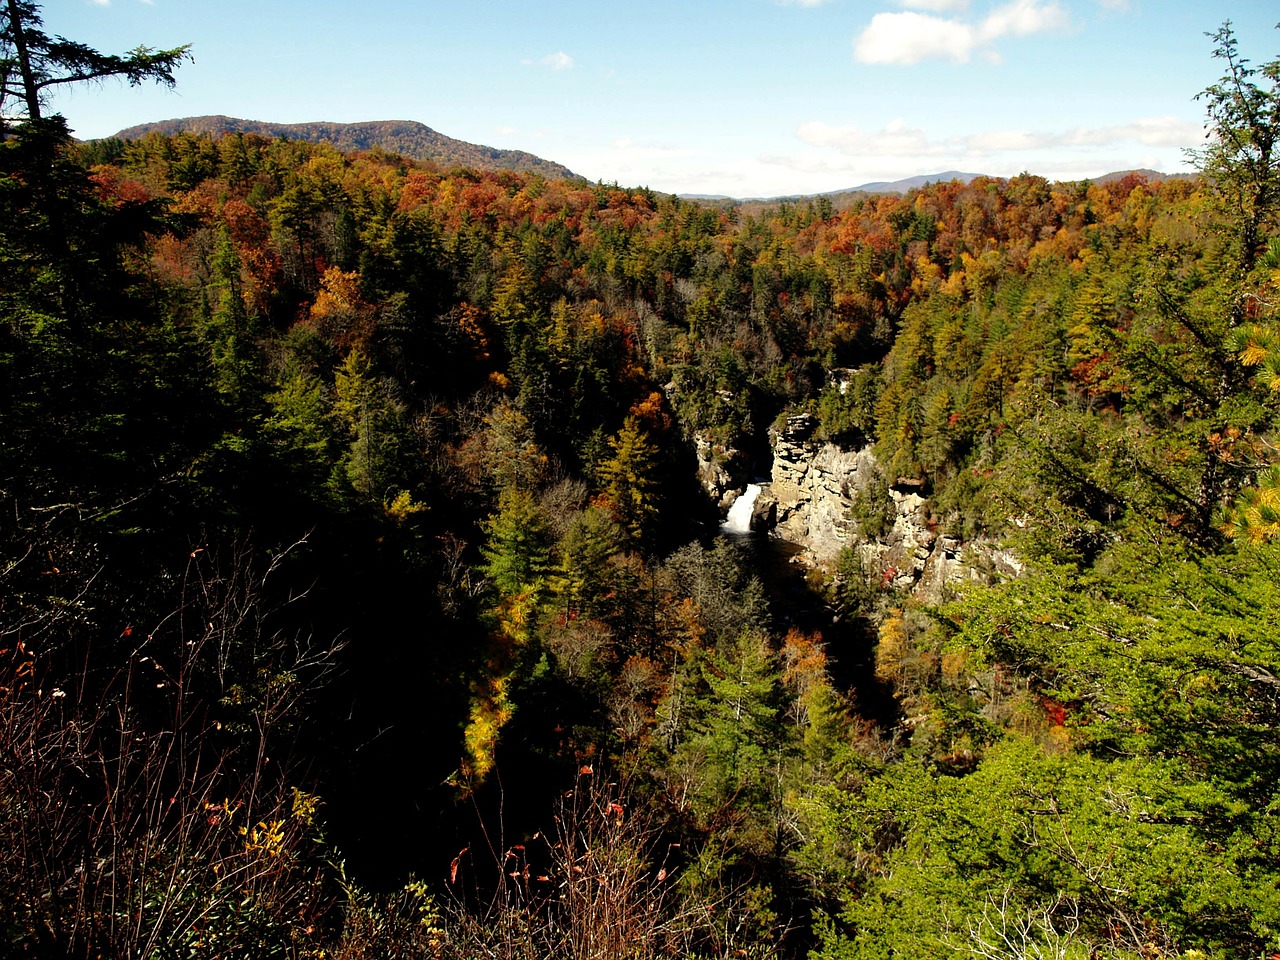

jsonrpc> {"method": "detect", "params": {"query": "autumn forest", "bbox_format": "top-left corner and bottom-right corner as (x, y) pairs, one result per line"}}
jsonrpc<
(3, 5), (1280, 958)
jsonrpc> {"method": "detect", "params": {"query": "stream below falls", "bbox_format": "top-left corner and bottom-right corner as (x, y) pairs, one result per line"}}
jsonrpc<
(717, 488), (894, 722)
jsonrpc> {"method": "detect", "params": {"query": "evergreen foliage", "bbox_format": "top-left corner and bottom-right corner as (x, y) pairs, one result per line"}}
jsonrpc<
(2, 10), (1280, 956)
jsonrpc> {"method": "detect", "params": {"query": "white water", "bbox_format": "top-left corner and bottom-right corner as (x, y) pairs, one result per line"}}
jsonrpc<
(721, 483), (762, 534)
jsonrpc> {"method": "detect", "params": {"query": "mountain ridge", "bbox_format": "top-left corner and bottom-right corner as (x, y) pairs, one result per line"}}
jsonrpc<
(108, 116), (582, 181)
(682, 168), (1195, 204)
(106, 118), (1195, 201)
(676, 172), (984, 202)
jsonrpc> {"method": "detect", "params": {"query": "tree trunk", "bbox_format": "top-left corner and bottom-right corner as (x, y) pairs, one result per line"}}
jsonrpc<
(5, 0), (43, 122)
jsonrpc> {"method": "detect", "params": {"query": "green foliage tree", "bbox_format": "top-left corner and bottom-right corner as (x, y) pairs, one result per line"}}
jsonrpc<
(550, 504), (621, 619)
(265, 371), (330, 461)
(1194, 20), (1280, 274)
(801, 537), (1280, 958)
(204, 225), (258, 406)
(810, 736), (1280, 960)
(1, 0), (189, 135)
(1222, 462), (1280, 540)
(687, 631), (784, 810)
(480, 487), (554, 600)
(484, 400), (548, 492)
(331, 346), (408, 501)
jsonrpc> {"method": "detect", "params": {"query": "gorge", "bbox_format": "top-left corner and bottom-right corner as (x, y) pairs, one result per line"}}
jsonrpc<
(4, 19), (1280, 953)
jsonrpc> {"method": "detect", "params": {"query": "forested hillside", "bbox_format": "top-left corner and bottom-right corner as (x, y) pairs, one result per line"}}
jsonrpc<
(3, 7), (1280, 957)
(109, 116), (581, 181)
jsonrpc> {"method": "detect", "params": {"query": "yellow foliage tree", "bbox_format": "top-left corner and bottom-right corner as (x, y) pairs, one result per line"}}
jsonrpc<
(598, 416), (660, 543)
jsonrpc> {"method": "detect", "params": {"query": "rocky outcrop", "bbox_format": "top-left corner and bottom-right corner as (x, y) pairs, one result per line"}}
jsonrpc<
(908, 533), (1025, 604)
(693, 429), (750, 513)
(756, 413), (1022, 602)
(758, 414), (878, 563)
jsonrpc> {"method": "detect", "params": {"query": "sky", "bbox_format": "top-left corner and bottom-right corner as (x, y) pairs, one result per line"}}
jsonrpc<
(34, 0), (1280, 198)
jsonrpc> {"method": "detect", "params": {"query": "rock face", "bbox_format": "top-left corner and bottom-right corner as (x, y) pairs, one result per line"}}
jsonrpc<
(757, 413), (1022, 602)
(693, 429), (750, 513)
(760, 414), (878, 563)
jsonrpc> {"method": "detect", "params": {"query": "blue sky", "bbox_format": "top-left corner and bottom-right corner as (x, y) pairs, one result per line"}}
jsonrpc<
(38, 0), (1280, 197)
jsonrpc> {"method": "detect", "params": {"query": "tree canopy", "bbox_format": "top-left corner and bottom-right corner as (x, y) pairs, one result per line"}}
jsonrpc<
(1, 0), (189, 134)
(2, 13), (1280, 960)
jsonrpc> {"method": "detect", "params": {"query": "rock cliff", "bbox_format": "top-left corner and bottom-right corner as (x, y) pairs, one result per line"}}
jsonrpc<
(757, 414), (877, 564)
(754, 413), (1021, 602)
(693, 429), (751, 513)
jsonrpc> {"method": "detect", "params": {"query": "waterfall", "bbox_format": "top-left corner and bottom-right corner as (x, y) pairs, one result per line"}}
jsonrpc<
(721, 483), (762, 534)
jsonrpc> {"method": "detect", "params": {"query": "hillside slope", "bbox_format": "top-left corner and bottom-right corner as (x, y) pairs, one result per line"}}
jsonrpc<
(110, 115), (581, 180)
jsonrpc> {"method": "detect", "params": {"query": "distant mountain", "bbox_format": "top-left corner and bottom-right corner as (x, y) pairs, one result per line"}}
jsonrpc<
(680, 171), (987, 205)
(682, 168), (1197, 206)
(843, 171), (987, 195)
(1089, 167), (1198, 185)
(1091, 168), (1164, 184)
(830, 169), (1196, 196)
(109, 116), (581, 180)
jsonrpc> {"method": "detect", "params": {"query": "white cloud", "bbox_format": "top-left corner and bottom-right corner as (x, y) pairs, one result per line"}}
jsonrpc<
(1058, 117), (1202, 147)
(854, 0), (1067, 66)
(963, 129), (1049, 150)
(956, 119), (1199, 154)
(978, 0), (1067, 40)
(558, 138), (716, 192)
(564, 113), (1199, 198)
(896, 0), (971, 11)
(523, 51), (574, 70)
(798, 115), (1204, 160)
(757, 154), (875, 178)
(855, 12), (978, 64)
(602, 137), (687, 158)
(777, 0), (832, 6)
(796, 117), (951, 156)
(89, 0), (111, 6)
